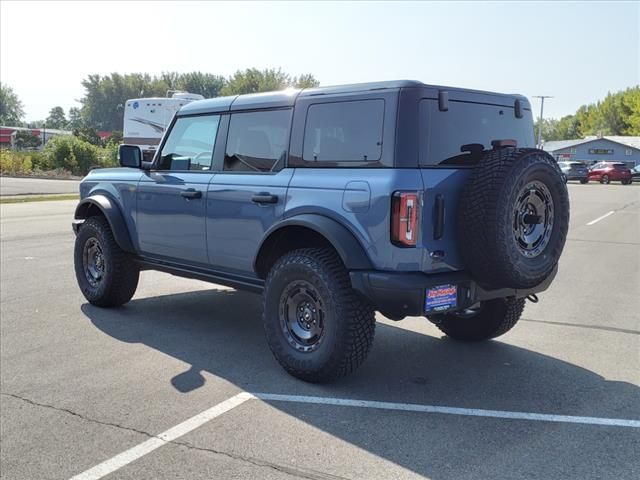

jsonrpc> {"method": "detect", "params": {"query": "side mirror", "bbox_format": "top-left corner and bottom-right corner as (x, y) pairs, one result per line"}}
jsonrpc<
(118, 145), (142, 168)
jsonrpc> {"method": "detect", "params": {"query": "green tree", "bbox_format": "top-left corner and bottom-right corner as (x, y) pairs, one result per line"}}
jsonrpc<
(0, 83), (25, 126)
(14, 130), (42, 150)
(68, 107), (84, 130)
(26, 120), (45, 128)
(80, 73), (164, 131)
(292, 73), (320, 89)
(167, 71), (226, 98)
(537, 86), (639, 141)
(46, 106), (68, 130)
(620, 87), (640, 135)
(74, 126), (103, 146)
(221, 68), (319, 95)
(78, 70), (320, 131)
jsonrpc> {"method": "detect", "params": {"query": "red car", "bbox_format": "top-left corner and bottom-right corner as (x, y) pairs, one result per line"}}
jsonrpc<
(586, 162), (633, 184)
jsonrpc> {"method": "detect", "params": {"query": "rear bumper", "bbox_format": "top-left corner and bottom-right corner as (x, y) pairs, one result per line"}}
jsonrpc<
(350, 266), (557, 319)
(565, 173), (588, 180)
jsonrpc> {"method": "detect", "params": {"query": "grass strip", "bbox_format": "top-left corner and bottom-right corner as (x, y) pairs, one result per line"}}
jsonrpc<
(0, 194), (79, 204)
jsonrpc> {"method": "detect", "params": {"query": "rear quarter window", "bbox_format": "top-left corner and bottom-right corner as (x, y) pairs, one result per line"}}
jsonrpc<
(302, 99), (384, 162)
(419, 99), (535, 166)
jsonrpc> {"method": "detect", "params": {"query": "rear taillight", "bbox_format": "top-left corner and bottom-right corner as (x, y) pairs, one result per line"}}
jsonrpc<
(391, 191), (420, 247)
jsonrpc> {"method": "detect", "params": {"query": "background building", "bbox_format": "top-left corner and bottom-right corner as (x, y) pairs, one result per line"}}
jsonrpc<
(0, 126), (72, 149)
(543, 136), (640, 168)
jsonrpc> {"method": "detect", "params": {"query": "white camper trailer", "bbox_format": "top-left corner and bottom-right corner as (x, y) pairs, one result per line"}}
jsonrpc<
(123, 91), (204, 161)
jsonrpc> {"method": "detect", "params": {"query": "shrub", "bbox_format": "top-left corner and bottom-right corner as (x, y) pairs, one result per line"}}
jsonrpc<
(0, 150), (47, 174)
(44, 135), (99, 175)
(97, 143), (119, 169)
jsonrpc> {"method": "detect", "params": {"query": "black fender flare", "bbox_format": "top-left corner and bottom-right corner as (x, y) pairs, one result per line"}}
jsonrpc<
(74, 194), (135, 253)
(254, 214), (372, 274)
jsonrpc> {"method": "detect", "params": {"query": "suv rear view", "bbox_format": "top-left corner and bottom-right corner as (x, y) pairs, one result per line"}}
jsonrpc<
(73, 80), (570, 382)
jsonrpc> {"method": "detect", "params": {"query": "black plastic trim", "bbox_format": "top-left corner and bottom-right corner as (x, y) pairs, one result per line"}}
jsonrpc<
(135, 258), (264, 293)
(73, 195), (135, 253)
(350, 265), (558, 320)
(254, 214), (373, 274)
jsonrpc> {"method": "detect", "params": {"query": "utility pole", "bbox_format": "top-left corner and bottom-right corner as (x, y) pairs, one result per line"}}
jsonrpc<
(533, 96), (553, 149)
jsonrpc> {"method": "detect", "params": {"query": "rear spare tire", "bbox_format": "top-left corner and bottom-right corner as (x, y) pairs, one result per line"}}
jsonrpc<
(458, 148), (569, 289)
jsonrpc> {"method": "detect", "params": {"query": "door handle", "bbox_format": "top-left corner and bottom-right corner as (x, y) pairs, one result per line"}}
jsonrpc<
(180, 189), (202, 199)
(251, 193), (278, 204)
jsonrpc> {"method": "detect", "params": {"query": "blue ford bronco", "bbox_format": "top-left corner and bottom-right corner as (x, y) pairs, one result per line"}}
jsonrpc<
(73, 80), (570, 382)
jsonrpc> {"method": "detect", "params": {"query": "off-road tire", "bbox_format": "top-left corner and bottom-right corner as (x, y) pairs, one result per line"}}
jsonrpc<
(74, 215), (139, 307)
(458, 148), (570, 289)
(263, 248), (375, 383)
(429, 297), (526, 341)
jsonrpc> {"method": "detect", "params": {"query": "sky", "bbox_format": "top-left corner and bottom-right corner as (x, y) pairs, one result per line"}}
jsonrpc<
(1, 1), (639, 122)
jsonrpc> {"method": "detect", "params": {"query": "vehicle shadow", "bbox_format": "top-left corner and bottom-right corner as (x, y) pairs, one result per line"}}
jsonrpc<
(81, 288), (640, 479)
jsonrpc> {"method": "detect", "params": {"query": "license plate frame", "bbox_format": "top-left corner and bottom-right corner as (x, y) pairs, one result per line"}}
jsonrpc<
(425, 284), (458, 313)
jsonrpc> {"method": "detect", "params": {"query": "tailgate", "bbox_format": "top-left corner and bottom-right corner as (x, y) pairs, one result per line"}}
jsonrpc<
(419, 168), (473, 272)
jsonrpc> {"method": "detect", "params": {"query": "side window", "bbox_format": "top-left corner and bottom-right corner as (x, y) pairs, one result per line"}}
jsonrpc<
(303, 99), (384, 162)
(224, 109), (292, 172)
(159, 115), (220, 171)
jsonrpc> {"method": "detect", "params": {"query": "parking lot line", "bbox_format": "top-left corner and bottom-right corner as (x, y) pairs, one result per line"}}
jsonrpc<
(587, 210), (615, 225)
(68, 390), (640, 480)
(254, 393), (640, 429)
(68, 392), (253, 480)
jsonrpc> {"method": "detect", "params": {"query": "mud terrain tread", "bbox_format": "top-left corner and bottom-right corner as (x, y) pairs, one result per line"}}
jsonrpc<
(263, 248), (375, 383)
(458, 148), (569, 289)
(432, 297), (526, 341)
(74, 215), (139, 307)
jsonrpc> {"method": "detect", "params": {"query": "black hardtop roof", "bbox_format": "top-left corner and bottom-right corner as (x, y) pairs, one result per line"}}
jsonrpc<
(177, 80), (528, 116)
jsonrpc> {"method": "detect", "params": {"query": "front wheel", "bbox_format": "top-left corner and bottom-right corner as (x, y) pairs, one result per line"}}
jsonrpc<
(580, 178), (588, 184)
(74, 216), (139, 307)
(428, 297), (526, 341)
(263, 248), (375, 382)
(601, 174), (610, 184)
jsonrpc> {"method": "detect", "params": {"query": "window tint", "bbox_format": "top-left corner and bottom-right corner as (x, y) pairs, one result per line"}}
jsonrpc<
(303, 100), (384, 162)
(224, 109), (291, 172)
(419, 99), (534, 165)
(159, 115), (220, 170)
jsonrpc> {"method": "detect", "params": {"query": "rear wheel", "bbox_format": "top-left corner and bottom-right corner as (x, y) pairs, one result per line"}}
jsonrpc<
(580, 178), (588, 184)
(74, 216), (139, 307)
(263, 248), (375, 382)
(428, 297), (526, 341)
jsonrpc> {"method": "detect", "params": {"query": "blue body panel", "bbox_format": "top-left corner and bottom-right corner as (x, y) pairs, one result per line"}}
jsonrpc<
(136, 171), (212, 265)
(206, 169), (293, 275)
(80, 168), (143, 249)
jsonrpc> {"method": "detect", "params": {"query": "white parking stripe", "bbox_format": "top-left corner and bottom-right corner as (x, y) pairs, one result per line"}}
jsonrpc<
(69, 392), (254, 480)
(69, 390), (640, 479)
(254, 393), (640, 429)
(587, 210), (615, 225)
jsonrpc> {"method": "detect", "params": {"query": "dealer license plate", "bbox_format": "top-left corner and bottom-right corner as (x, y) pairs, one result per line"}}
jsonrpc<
(425, 284), (458, 313)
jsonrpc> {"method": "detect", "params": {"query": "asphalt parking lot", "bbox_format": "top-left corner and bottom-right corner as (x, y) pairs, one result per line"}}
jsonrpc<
(1, 183), (639, 480)
(0, 176), (80, 196)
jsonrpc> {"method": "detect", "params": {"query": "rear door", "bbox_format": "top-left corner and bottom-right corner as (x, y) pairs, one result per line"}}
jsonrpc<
(206, 109), (293, 275)
(136, 114), (221, 265)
